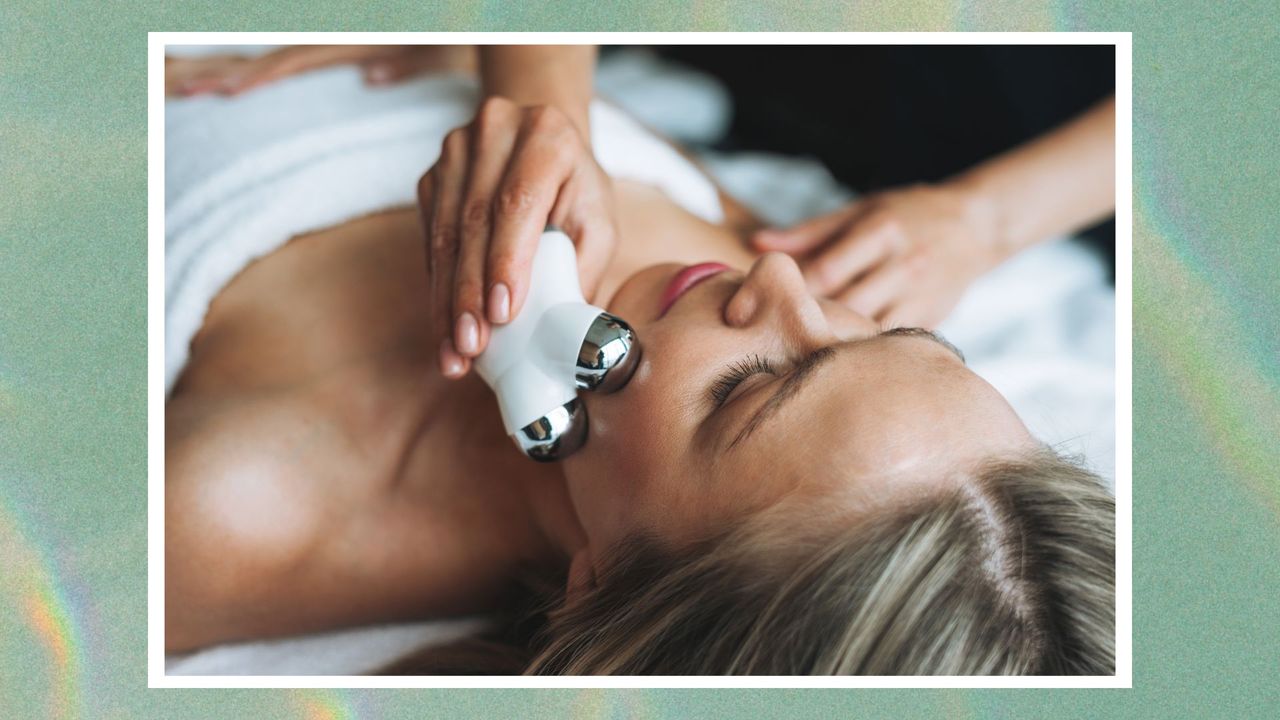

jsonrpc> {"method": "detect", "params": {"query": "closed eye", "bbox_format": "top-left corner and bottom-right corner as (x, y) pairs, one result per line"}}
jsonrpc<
(708, 354), (776, 408)
(718, 328), (965, 452)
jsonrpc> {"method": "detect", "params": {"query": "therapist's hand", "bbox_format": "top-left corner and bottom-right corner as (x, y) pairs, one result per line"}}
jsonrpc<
(166, 45), (470, 97)
(751, 183), (1002, 329)
(420, 96), (618, 379)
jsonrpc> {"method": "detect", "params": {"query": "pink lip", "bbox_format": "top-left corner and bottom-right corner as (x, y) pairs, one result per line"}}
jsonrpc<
(659, 263), (730, 317)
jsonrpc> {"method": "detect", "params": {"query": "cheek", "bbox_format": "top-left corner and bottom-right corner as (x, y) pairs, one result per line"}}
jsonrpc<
(565, 327), (717, 536)
(583, 354), (679, 484)
(561, 441), (641, 548)
(560, 361), (674, 542)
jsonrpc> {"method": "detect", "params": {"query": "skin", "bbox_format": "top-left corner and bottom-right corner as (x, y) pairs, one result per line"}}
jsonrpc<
(165, 193), (1035, 651)
(164, 45), (478, 96)
(164, 180), (754, 652)
(420, 96), (617, 379)
(166, 45), (1116, 335)
(421, 46), (614, 381)
(161, 47), (1080, 652)
(165, 45), (612, 379)
(560, 252), (1037, 587)
(753, 96), (1116, 328)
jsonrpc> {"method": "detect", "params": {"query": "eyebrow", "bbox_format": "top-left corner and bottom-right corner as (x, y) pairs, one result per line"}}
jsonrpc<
(723, 327), (964, 453)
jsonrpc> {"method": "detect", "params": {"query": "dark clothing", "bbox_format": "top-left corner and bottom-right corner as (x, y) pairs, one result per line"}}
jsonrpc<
(637, 45), (1116, 280)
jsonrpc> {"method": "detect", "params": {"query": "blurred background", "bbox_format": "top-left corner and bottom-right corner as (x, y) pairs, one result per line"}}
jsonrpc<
(614, 44), (1116, 277)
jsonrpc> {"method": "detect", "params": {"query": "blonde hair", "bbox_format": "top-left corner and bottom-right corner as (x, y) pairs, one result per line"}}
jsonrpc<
(524, 447), (1114, 675)
(381, 447), (1114, 675)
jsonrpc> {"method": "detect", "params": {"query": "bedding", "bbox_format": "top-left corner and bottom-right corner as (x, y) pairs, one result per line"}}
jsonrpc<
(164, 47), (1114, 676)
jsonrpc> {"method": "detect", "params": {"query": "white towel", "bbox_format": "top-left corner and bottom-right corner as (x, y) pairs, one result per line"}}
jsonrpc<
(163, 49), (732, 677)
(164, 47), (1114, 677)
(165, 64), (724, 395)
(696, 149), (1116, 490)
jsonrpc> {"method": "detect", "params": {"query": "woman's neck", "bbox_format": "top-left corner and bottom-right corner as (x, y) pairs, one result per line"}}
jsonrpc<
(427, 179), (757, 571)
(592, 179), (757, 308)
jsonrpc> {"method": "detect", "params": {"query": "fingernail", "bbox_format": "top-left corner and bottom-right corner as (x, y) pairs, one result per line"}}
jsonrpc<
(439, 339), (464, 377)
(488, 283), (510, 324)
(455, 312), (479, 355)
(367, 65), (391, 83)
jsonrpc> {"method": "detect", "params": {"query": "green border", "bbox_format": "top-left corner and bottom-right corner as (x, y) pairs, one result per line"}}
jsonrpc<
(2, 3), (1278, 718)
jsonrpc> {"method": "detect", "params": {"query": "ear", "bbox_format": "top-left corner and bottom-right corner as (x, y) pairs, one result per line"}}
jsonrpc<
(565, 547), (597, 607)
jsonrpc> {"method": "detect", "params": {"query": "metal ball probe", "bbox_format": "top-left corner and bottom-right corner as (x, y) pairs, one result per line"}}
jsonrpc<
(472, 229), (641, 461)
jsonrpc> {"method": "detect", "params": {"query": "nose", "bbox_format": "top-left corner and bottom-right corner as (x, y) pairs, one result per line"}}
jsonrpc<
(724, 252), (878, 344)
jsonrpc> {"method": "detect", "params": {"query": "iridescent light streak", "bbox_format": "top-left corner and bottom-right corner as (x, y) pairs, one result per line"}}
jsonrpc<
(1132, 197), (1280, 515)
(291, 688), (357, 720)
(567, 688), (673, 720)
(0, 498), (83, 719)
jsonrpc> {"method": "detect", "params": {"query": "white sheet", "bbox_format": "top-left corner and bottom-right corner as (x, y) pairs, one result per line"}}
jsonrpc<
(164, 49), (723, 395)
(166, 47), (1114, 676)
(696, 149), (1117, 489)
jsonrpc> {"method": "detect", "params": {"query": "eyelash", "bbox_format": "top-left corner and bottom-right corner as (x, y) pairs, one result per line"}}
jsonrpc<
(709, 354), (776, 408)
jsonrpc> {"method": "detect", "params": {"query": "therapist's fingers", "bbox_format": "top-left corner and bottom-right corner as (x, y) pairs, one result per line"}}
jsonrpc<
(361, 47), (446, 85)
(450, 221), (491, 361)
(214, 48), (313, 95)
(486, 108), (578, 326)
(175, 74), (234, 97)
(168, 55), (251, 96)
(171, 46), (401, 96)
(801, 217), (902, 296)
(452, 99), (519, 358)
(750, 204), (857, 254)
(424, 129), (471, 378)
(417, 169), (465, 377)
(835, 259), (910, 321)
(225, 46), (396, 95)
(421, 167), (468, 379)
(450, 110), (518, 359)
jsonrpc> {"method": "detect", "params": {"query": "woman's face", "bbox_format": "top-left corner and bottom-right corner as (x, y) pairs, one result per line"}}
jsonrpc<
(563, 252), (1035, 552)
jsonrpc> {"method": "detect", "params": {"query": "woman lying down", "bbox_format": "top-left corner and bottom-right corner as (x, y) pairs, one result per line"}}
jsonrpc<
(164, 45), (1115, 674)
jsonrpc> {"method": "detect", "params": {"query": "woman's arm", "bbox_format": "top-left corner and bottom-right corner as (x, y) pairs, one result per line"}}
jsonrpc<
(753, 95), (1117, 328)
(166, 45), (476, 96)
(951, 95), (1117, 265)
(422, 46), (619, 380)
(478, 45), (597, 140)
